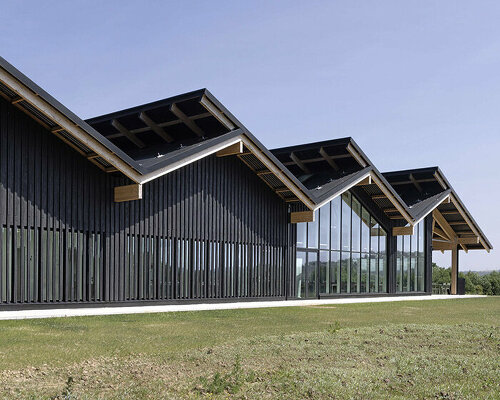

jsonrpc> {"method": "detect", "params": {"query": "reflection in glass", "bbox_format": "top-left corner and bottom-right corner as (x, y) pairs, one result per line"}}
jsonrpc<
(297, 222), (307, 248)
(306, 252), (318, 298)
(341, 252), (349, 293)
(319, 204), (330, 250)
(319, 251), (329, 294)
(296, 251), (306, 298)
(351, 252), (360, 293)
(361, 254), (369, 292)
(369, 252), (378, 292)
(307, 210), (319, 249)
(361, 208), (370, 253)
(341, 193), (351, 251)
(331, 197), (341, 251)
(331, 251), (340, 294)
(351, 198), (361, 252)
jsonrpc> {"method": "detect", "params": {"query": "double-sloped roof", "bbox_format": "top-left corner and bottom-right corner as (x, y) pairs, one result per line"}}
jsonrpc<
(0, 56), (491, 251)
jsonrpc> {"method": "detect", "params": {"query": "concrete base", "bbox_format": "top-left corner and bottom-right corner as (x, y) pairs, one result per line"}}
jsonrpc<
(0, 295), (485, 321)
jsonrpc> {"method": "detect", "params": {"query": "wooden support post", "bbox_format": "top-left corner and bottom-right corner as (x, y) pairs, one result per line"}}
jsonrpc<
(451, 244), (458, 295)
(114, 184), (143, 202)
(290, 210), (314, 223)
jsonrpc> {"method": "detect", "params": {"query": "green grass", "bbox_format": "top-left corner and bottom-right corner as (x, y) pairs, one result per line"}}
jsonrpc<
(0, 298), (499, 399)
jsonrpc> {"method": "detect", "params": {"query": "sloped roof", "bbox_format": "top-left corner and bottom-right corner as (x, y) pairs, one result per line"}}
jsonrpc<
(383, 167), (492, 251)
(0, 56), (492, 250)
(271, 138), (414, 222)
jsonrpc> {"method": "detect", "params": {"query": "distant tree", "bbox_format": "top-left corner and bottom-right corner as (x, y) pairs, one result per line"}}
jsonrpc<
(432, 263), (450, 284)
(433, 263), (500, 295)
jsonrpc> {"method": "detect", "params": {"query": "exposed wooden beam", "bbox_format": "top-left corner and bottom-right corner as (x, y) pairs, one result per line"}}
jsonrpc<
(449, 195), (490, 252)
(170, 103), (204, 137)
(275, 187), (292, 193)
(441, 210), (459, 215)
(346, 143), (367, 167)
(383, 208), (398, 213)
(256, 170), (274, 176)
(448, 221), (466, 226)
(114, 184), (143, 202)
(434, 171), (447, 190)
(281, 153), (351, 166)
(371, 194), (387, 200)
(390, 178), (437, 185)
(409, 173), (423, 192)
(393, 226), (414, 236)
(432, 210), (457, 240)
(432, 240), (454, 251)
(216, 141), (243, 157)
(370, 172), (413, 224)
(433, 227), (450, 241)
(139, 112), (174, 143)
(319, 147), (340, 171)
(200, 94), (235, 130)
(290, 152), (310, 174)
(356, 176), (372, 186)
(458, 237), (479, 245)
(0, 67), (141, 182)
(86, 153), (100, 160)
(112, 119), (145, 148)
(290, 210), (314, 223)
(105, 167), (119, 173)
(11, 95), (24, 104)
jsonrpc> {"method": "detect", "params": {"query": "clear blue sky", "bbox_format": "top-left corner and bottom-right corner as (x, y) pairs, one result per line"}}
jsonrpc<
(1, 1), (498, 271)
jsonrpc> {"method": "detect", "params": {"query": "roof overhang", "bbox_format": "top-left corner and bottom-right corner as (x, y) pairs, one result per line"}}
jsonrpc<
(383, 167), (492, 252)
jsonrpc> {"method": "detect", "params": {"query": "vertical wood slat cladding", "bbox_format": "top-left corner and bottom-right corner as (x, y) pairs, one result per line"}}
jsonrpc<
(0, 97), (289, 306)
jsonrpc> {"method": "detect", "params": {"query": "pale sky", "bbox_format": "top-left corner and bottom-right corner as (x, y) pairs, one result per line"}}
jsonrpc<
(1, 1), (498, 271)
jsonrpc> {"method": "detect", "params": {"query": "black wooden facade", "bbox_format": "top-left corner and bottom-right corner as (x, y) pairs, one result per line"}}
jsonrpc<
(0, 97), (293, 306)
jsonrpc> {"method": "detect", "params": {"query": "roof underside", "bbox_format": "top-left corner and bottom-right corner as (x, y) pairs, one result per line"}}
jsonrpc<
(383, 167), (492, 251)
(271, 139), (413, 222)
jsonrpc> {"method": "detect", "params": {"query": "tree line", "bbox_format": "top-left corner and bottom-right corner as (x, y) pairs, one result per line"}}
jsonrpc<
(432, 263), (500, 295)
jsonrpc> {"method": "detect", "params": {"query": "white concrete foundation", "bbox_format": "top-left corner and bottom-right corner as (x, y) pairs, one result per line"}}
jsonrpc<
(0, 295), (485, 321)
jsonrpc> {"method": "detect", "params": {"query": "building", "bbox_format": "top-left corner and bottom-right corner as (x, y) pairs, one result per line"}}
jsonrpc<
(0, 57), (492, 309)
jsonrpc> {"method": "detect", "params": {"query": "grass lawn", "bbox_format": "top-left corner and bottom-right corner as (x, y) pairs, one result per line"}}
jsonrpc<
(0, 298), (499, 399)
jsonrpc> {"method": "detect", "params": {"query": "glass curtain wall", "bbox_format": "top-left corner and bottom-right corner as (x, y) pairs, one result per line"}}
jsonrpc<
(396, 220), (426, 292)
(295, 191), (388, 298)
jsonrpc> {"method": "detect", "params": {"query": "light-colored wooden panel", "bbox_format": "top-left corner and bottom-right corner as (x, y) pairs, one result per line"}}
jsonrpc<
(114, 184), (143, 202)
(392, 226), (414, 236)
(216, 141), (243, 157)
(290, 210), (314, 224)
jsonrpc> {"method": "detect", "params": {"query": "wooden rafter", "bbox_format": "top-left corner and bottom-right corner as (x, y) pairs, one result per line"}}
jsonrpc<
(290, 152), (310, 173)
(318, 147), (340, 170)
(409, 173), (422, 192)
(346, 143), (367, 167)
(281, 153), (351, 166)
(170, 103), (204, 137)
(200, 94), (235, 130)
(112, 119), (145, 148)
(139, 112), (174, 143)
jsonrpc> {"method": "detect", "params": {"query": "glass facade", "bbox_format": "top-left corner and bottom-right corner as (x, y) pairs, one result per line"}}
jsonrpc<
(396, 220), (426, 292)
(295, 191), (388, 298)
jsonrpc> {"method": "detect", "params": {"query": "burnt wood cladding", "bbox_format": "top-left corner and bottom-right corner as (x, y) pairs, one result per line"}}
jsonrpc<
(0, 97), (291, 305)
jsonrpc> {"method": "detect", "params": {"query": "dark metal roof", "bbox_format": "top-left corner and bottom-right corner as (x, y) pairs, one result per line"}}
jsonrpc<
(0, 56), (492, 250)
(271, 138), (413, 222)
(383, 167), (492, 251)
(0, 56), (144, 174)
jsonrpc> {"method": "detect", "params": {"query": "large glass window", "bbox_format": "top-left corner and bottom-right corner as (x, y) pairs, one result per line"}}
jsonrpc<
(296, 191), (388, 295)
(396, 220), (426, 292)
